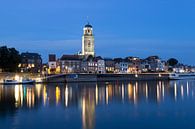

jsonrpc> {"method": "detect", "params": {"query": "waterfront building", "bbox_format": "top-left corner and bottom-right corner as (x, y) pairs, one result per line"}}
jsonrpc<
(96, 56), (106, 74)
(48, 54), (57, 74)
(60, 55), (82, 73)
(141, 56), (166, 72)
(172, 64), (190, 73)
(113, 58), (123, 73)
(81, 55), (97, 73)
(114, 59), (129, 73)
(141, 61), (151, 72)
(105, 58), (115, 73)
(82, 23), (95, 57)
(19, 52), (42, 73)
(126, 57), (142, 73)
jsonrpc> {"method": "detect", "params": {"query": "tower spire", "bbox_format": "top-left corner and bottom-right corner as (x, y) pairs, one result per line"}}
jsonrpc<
(87, 16), (89, 24)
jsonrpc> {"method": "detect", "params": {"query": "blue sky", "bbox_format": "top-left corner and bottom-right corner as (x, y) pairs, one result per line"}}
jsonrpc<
(0, 0), (195, 64)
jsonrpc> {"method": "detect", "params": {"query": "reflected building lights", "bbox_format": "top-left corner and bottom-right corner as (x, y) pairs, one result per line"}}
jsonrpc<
(95, 85), (98, 105)
(106, 86), (109, 104)
(162, 85), (165, 99)
(181, 85), (184, 99)
(82, 98), (86, 129)
(122, 84), (124, 101)
(187, 82), (189, 97)
(108, 85), (113, 99)
(162, 81), (165, 87)
(128, 83), (133, 100)
(14, 85), (23, 107)
(26, 87), (35, 108)
(35, 84), (41, 99)
(56, 86), (61, 105)
(133, 86), (137, 104)
(20, 85), (23, 107)
(3, 80), (195, 114)
(157, 85), (160, 102)
(43, 86), (47, 106)
(174, 82), (177, 101)
(81, 95), (95, 129)
(145, 83), (148, 99)
(135, 82), (138, 94)
(65, 86), (69, 107)
(159, 81), (162, 87)
(15, 85), (19, 107)
(0, 85), (2, 101)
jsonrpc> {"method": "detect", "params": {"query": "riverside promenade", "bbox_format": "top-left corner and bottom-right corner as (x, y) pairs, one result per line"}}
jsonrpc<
(43, 73), (170, 83)
(0, 72), (170, 83)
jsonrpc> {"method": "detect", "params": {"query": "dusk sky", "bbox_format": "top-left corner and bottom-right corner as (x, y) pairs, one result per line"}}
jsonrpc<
(0, 0), (195, 64)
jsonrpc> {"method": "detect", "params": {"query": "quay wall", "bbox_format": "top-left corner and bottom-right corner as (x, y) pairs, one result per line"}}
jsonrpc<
(44, 73), (170, 83)
(0, 72), (42, 82)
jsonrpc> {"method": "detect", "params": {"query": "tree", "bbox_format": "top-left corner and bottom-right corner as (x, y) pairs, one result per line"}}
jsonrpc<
(0, 46), (21, 72)
(167, 58), (178, 67)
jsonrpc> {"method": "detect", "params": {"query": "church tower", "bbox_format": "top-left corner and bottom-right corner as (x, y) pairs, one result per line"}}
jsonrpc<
(82, 23), (95, 57)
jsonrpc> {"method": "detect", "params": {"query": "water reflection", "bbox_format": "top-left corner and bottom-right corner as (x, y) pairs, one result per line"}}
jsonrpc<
(1, 80), (195, 129)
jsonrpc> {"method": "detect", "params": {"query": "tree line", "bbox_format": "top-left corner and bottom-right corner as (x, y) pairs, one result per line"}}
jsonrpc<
(0, 46), (21, 72)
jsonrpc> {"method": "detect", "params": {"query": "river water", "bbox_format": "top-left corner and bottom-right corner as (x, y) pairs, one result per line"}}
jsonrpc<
(0, 80), (195, 129)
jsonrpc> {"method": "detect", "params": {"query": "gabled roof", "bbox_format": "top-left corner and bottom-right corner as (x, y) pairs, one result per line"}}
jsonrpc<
(60, 55), (82, 61)
(21, 52), (41, 59)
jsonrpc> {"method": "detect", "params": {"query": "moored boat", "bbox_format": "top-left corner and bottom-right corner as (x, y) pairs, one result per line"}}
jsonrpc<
(3, 78), (35, 85)
(169, 73), (195, 80)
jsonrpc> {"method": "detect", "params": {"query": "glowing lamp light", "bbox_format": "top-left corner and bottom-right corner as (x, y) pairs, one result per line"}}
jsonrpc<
(18, 64), (21, 68)
(14, 75), (22, 82)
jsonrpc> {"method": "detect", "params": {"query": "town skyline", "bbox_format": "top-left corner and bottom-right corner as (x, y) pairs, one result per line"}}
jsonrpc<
(1, 22), (194, 65)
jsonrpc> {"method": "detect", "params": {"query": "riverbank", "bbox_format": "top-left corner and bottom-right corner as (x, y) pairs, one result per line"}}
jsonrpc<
(44, 73), (170, 83)
(0, 72), (42, 83)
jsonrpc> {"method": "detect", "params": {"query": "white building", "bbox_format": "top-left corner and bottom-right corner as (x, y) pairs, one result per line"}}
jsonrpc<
(48, 54), (57, 70)
(82, 23), (95, 57)
(48, 54), (62, 74)
(60, 55), (82, 73)
(97, 59), (106, 74)
(141, 56), (166, 72)
(115, 61), (129, 73)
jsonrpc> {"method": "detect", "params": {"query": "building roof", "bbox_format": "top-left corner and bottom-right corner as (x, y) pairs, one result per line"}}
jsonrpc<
(60, 55), (82, 61)
(21, 52), (41, 59)
(85, 23), (92, 28)
(49, 54), (56, 61)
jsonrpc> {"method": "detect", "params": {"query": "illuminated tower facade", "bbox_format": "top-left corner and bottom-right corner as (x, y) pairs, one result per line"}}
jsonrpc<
(82, 23), (95, 57)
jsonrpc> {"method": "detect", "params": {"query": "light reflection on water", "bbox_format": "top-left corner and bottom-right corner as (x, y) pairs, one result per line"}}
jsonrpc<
(0, 80), (195, 129)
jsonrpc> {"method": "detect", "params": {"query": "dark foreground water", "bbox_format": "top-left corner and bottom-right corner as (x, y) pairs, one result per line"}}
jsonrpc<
(0, 80), (195, 129)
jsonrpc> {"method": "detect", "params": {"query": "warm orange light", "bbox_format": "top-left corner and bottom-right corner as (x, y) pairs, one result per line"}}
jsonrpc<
(56, 86), (61, 105)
